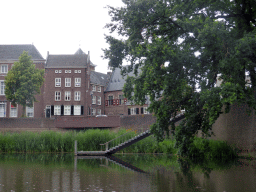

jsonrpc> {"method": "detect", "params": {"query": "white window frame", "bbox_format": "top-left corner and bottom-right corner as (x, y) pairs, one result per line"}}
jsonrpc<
(92, 85), (96, 91)
(97, 86), (101, 92)
(144, 107), (149, 114)
(65, 91), (71, 101)
(55, 91), (61, 101)
(65, 70), (68, 73)
(26, 104), (34, 117)
(74, 70), (77, 73)
(97, 109), (101, 115)
(0, 81), (5, 95)
(1, 65), (8, 73)
(54, 105), (61, 115)
(74, 105), (81, 115)
(75, 78), (81, 87)
(59, 70), (62, 73)
(55, 70), (58, 73)
(0, 102), (6, 117)
(74, 91), (81, 101)
(97, 96), (101, 105)
(78, 70), (81, 73)
(64, 105), (71, 115)
(10, 104), (18, 117)
(92, 95), (96, 104)
(65, 78), (71, 87)
(69, 70), (71, 73)
(55, 78), (61, 87)
(131, 108), (136, 115)
(91, 108), (96, 116)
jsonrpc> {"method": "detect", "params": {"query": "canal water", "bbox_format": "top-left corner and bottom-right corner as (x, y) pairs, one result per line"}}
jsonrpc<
(0, 153), (255, 192)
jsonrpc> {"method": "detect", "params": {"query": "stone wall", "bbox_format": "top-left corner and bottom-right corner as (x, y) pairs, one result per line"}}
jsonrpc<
(211, 104), (256, 151)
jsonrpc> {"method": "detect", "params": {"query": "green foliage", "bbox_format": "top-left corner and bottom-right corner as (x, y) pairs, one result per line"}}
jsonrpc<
(103, 0), (256, 157)
(4, 51), (44, 116)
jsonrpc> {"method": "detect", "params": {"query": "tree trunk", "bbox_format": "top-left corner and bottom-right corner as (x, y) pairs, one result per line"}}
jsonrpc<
(22, 105), (26, 117)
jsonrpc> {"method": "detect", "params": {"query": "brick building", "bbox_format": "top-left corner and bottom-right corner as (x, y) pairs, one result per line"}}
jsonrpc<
(104, 67), (150, 116)
(0, 44), (45, 118)
(0, 45), (149, 120)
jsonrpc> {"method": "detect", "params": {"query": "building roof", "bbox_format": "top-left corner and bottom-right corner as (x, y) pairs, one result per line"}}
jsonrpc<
(0, 44), (45, 60)
(105, 66), (141, 92)
(90, 71), (109, 86)
(46, 48), (96, 68)
(46, 54), (88, 68)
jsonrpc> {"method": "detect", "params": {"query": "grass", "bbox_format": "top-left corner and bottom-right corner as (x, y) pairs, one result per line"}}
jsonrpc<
(0, 129), (238, 160)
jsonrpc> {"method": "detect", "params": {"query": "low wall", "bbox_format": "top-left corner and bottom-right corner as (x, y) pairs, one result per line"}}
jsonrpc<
(211, 104), (256, 151)
(55, 116), (120, 128)
(120, 114), (156, 131)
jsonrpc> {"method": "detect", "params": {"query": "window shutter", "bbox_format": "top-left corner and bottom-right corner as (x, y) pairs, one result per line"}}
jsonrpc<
(61, 105), (64, 116)
(136, 108), (139, 114)
(105, 100), (108, 106)
(51, 105), (54, 116)
(128, 108), (131, 115)
(141, 107), (144, 114)
(71, 105), (74, 115)
(81, 106), (84, 115)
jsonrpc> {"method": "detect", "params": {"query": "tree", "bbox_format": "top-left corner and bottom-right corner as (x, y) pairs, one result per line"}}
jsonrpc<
(103, 0), (256, 156)
(5, 51), (44, 117)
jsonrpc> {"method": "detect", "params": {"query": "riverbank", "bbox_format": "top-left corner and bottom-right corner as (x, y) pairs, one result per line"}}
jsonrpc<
(0, 129), (238, 160)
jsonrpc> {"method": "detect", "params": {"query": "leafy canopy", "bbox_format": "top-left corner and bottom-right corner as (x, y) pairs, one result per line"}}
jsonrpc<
(5, 51), (44, 116)
(103, 0), (256, 156)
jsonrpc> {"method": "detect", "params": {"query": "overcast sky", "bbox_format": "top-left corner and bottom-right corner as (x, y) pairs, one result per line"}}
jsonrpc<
(0, 0), (125, 74)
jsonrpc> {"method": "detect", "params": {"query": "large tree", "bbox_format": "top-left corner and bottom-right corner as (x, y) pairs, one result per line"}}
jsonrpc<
(5, 51), (44, 117)
(103, 0), (256, 156)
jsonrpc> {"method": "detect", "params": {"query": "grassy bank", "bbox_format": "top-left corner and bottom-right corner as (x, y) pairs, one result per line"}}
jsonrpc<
(0, 129), (238, 160)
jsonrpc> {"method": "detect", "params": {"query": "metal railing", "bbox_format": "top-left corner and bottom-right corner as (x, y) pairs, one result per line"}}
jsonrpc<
(100, 128), (149, 151)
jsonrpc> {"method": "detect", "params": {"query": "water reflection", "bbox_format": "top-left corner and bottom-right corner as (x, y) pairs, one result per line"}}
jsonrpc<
(0, 153), (255, 191)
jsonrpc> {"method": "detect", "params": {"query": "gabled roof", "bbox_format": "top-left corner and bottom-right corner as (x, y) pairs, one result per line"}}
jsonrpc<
(105, 66), (141, 92)
(74, 48), (96, 67)
(0, 44), (44, 60)
(46, 54), (88, 68)
(90, 71), (109, 86)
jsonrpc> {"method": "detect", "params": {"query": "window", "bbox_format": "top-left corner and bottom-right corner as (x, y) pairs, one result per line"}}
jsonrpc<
(65, 78), (71, 87)
(74, 70), (77, 73)
(119, 95), (124, 105)
(75, 78), (81, 87)
(0, 103), (6, 117)
(55, 91), (61, 101)
(97, 96), (101, 105)
(97, 109), (101, 115)
(59, 70), (62, 73)
(65, 91), (71, 101)
(92, 95), (96, 104)
(54, 105), (61, 115)
(97, 86), (101, 92)
(55, 70), (58, 73)
(74, 105), (81, 115)
(64, 105), (71, 115)
(69, 70), (71, 73)
(108, 95), (113, 105)
(65, 70), (68, 73)
(26, 104), (34, 117)
(74, 91), (81, 101)
(144, 107), (149, 114)
(91, 108), (96, 116)
(131, 108), (136, 115)
(78, 70), (81, 73)
(55, 78), (61, 87)
(10, 104), (17, 117)
(1, 65), (8, 73)
(0, 81), (5, 95)
(92, 85), (96, 91)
